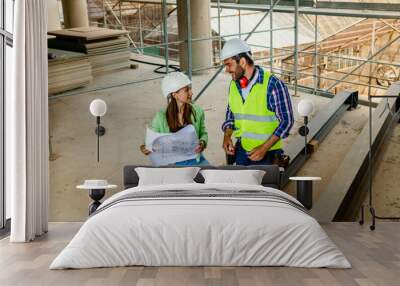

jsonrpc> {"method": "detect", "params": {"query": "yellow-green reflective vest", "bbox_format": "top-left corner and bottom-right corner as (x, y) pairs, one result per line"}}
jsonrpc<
(228, 71), (283, 152)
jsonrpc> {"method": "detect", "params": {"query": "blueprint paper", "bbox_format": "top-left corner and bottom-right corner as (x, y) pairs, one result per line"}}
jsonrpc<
(145, 125), (199, 165)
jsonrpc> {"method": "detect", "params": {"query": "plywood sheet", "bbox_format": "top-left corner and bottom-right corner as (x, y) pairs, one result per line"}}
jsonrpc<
(48, 27), (129, 41)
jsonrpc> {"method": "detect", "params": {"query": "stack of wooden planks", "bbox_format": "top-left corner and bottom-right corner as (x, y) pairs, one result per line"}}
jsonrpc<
(48, 27), (130, 76)
(48, 48), (92, 95)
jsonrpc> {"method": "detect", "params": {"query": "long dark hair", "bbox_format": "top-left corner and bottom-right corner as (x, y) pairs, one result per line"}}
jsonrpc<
(166, 96), (196, 132)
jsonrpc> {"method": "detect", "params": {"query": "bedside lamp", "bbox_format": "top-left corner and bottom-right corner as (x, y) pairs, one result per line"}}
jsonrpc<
(297, 99), (314, 156)
(89, 99), (107, 162)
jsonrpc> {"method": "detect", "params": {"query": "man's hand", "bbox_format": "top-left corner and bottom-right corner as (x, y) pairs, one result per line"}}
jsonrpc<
(248, 144), (269, 161)
(140, 144), (151, 155)
(248, 134), (280, 161)
(222, 129), (235, 155)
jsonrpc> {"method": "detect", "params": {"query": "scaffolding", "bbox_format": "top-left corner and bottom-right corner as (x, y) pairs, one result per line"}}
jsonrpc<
(53, 0), (400, 100)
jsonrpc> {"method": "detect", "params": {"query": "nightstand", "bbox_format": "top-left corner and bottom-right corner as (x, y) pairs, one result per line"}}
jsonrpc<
(289, 176), (321, 210)
(77, 180), (117, 215)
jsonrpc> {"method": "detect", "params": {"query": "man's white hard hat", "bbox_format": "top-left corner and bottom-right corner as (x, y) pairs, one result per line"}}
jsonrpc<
(220, 38), (252, 61)
(161, 72), (192, 98)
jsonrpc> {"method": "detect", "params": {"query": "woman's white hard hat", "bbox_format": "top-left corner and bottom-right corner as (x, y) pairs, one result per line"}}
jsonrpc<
(161, 72), (192, 98)
(220, 38), (252, 61)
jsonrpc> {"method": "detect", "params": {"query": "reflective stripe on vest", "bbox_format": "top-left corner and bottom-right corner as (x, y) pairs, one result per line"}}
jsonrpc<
(233, 113), (278, 122)
(228, 70), (283, 152)
(241, 132), (272, 141)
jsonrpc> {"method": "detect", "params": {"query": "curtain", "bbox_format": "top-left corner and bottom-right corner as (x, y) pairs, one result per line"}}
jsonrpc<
(8, 0), (49, 242)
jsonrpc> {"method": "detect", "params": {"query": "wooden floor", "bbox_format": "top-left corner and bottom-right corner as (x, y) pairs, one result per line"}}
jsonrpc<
(0, 222), (399, 286)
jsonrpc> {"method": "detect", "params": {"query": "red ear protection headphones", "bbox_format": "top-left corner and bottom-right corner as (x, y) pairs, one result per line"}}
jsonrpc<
(238, 76), (249, 89)
(237, 67), (256, 89)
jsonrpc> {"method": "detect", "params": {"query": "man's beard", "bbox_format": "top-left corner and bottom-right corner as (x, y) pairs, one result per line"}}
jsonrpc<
(233, 65), (245, 80)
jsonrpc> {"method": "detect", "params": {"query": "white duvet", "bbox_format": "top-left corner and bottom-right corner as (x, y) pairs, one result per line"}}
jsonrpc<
(50, 183), (351, 269)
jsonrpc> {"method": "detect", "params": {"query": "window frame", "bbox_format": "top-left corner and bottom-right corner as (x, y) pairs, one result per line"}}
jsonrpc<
(0, 0), (13, 236)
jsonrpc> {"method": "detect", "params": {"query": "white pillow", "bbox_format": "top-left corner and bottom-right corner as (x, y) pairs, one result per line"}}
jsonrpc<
(200, 169), (266, 185)
(135, 167), (201, 186)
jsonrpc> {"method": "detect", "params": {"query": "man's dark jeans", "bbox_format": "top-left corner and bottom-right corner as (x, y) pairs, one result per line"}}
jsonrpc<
(235, 141), (283, 166)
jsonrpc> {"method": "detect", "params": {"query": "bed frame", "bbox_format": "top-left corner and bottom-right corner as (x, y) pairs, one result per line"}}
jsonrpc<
(123, 165), (283, 190)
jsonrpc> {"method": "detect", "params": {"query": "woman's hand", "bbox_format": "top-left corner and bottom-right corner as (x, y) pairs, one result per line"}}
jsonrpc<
(140, 144), (152, 155)
(194, 140), (206, 154)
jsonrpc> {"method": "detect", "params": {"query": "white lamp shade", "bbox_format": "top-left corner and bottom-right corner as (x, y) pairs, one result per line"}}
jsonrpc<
(297, 99), (314, 117)
(89, 99), (107, 117)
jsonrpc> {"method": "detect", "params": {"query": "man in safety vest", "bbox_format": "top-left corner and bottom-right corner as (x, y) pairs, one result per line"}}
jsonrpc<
(221, 38), (294, 166)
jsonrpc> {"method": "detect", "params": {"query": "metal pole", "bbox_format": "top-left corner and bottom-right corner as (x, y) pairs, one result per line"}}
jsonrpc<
(193, 66), (224, 102)
(313, 0), (318, 94)
(126, 26), (292, 50)
(278, 69), (389, 90)
(304, 117), (308, 158)
(103, 0), (107, 27)
(97, 118), (100, 162)
(368, 22), (375, 210)
(138, 5), (144, 53)
(270, 0), (273, 72)
(208, 1), (400, 19)
(194, 0), (282, 102)
(274, 46), (400, 68)
(238, 9), (241, 39)
(162, 0), (169, 73)
(218, 0), (222, 60)
(245, 0), (281, 42)
(97, 130), (100, 162)
(186, 0), (192, 79)
(49, 75), (167, 99)
(119, 0), (122, 27)
(294, 0), (299, 97)
(368, 55), (374, 229)
(86, 22), (293, 38)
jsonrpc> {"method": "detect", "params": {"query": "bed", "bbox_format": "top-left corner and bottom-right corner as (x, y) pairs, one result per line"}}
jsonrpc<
(50, 165), (350, 269)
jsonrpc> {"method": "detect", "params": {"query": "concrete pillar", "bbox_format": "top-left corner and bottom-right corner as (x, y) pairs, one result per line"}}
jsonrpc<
(47, 0), (61, 31)
(61, 0), (89, 28)
(177, 0), (212, 75)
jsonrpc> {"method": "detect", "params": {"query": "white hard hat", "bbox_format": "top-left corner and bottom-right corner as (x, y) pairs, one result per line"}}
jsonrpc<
(220, 38), (252, 61)
(161, 72), (192, 98)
